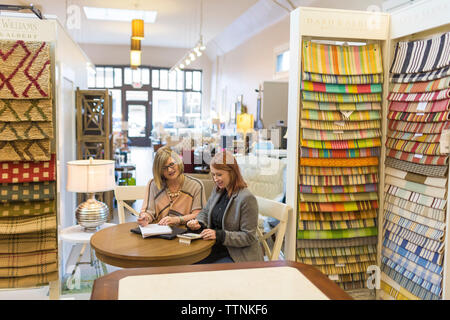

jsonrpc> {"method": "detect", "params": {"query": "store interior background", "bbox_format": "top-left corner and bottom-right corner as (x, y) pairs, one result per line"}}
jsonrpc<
(0, 0), (419, 300)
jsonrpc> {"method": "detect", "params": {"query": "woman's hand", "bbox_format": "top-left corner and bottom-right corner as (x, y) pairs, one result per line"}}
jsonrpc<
(200, 228), (216, 240)
(137, 213), (150, 227)
(158, 216), (178, 226)
(186, 219), (201, 230)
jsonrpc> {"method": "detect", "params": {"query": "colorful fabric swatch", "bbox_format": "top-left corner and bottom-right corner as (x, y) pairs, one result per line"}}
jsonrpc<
(388, 120), (445, 134)
(302, 128), (381, 140)
(0, 214), (56, 234)
(0, 154), (56, 184)
(301, 138), (381, 149)
(387, 131), (441, 143)
(302, 110), (381, 121)
(300, 147), (380, 158)
(385, 156), (448, 177)
(302, 91), (381, 103)
(299, 165), (378, 176)
(388, 88), (450, 102)
(297, 237), (378, 248)
(0, 140), (50, 161)
(299, 184), (377, 194)
(0, 182), (55, 203)
(300, 157), (378, 167)
(297, 227), (378, 240)
(385, 166), (447, 188)
(387, 110), (449, 122)
(0, 40), (51, 99)
(299, 210), (378, 221)
(300, 174), (379, 186)
(302, 72), (383, 84)
(299, 192), (378, 203)
(0, 99), (53, 122)
(302, 41), (383, 75)
(302, 81), (382, 93)
(384, 193), (445, 222)
(385, 138), (441, 155)
(299, 200), (379, 212)
(390, 76), (450, 93)
(390, 32), (450, 74)
(297, 245), (377, 258)
(302, 101), (381, 111)
(301, 119), (381, 131)
(0, 230), (57, 254)
(391, 65), (450, 83)
(0, 122), (53, 141)
(389, 100), (450, 113)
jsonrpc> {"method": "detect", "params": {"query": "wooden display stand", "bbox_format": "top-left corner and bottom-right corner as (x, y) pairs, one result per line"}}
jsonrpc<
(286, 2), (450, 299)
(75, 89), (114, 219)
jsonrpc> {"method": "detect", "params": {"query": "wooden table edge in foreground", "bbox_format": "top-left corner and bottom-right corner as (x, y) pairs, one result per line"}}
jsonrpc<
(90, 260), (352, 300)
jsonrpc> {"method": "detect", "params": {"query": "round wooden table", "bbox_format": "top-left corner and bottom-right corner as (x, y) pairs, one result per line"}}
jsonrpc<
(90, 222), (215, 268)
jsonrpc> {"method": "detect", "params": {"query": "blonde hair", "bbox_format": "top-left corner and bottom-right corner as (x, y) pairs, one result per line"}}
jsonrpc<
(152, 146), (184, 189)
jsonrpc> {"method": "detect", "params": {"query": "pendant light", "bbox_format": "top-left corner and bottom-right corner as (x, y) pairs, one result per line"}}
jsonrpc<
(131, 19), (144, 40)
(130, 38), (141, 68)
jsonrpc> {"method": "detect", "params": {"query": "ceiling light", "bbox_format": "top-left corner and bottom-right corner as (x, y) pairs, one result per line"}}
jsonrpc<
(194, 48), (202, 57)
(83, 7), (157, 23)
(130, 50), (141, 67)
(170, 0), (206, 72)
(132, 19), (144, 40)
(179, 63), (185, 69)
(131, 38), (141, 51)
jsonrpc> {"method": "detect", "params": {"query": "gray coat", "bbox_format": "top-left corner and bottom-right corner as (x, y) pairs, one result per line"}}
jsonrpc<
(196, 187), (264, 263)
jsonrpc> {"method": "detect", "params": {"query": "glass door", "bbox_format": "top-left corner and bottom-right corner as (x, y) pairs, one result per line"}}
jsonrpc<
(123, 88), (152, 146)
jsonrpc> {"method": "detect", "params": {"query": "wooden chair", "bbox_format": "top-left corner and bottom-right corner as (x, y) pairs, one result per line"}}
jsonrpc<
(114, 186), (147, 224)
(255, 196), (291, 261)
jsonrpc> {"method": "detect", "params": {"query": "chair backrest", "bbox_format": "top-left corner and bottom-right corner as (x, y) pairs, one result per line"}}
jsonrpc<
(255, 196), (291, 261)
(114, 185), (147, 224)
(186, 173), (215, 199)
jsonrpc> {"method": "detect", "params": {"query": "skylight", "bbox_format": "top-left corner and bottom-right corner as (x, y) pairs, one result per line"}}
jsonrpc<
(83, 6), (157, 23)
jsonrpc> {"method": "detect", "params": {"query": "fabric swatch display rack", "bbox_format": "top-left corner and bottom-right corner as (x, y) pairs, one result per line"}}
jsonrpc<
(378, 14), (450, 300)
(285, 6), (391, 294)
(0, 39), (58, 288)
(297, 40), (383, 290)
(286, 3), (450, 300)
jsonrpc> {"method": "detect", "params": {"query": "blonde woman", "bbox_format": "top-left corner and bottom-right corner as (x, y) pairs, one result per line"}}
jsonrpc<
(138, 146), (206, 227)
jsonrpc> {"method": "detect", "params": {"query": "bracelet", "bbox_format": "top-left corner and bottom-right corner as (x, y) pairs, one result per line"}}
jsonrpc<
(179, 216), (185, 224)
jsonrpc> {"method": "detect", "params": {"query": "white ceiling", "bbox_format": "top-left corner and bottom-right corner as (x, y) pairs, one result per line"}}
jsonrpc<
(1, 0), (386, 56)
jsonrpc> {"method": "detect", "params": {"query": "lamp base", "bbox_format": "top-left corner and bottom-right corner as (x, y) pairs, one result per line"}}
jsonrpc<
(76, 193), (109, 231)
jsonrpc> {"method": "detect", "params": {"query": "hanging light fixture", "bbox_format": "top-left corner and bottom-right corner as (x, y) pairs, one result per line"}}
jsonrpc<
(170, 0), (206, 72)
(131, 19), (144, 40)
(130, 38), (141, 68)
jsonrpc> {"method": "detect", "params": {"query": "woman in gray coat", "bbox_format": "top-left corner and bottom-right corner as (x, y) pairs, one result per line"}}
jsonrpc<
(187, 151), (264, 263)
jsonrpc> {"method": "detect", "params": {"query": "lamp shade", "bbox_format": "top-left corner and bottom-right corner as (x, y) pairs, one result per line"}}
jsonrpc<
(131, 19), (144, 40)
(237, 113), (254, 133)
(66, 159), (115, 193)
(130, 50), (141, 67)
(131, 38), (141, 51)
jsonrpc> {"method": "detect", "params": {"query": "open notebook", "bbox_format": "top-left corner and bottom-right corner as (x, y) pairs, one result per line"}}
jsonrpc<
(139, 224), (172, 238)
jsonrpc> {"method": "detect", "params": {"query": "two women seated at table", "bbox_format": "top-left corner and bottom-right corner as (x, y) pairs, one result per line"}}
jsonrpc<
(138, 146), (263, 263)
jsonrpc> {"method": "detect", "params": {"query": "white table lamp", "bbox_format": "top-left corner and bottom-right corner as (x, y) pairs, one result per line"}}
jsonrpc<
(67, 158), (116, 231)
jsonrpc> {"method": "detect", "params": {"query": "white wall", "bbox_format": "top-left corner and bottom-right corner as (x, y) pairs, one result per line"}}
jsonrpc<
(79, 43), (214, 119)
(212, 15), (290, 121)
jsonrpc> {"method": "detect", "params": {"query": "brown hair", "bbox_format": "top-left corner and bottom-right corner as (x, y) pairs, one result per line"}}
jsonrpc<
(210, 151), (247, 196)
(152, 146), (184, 190)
